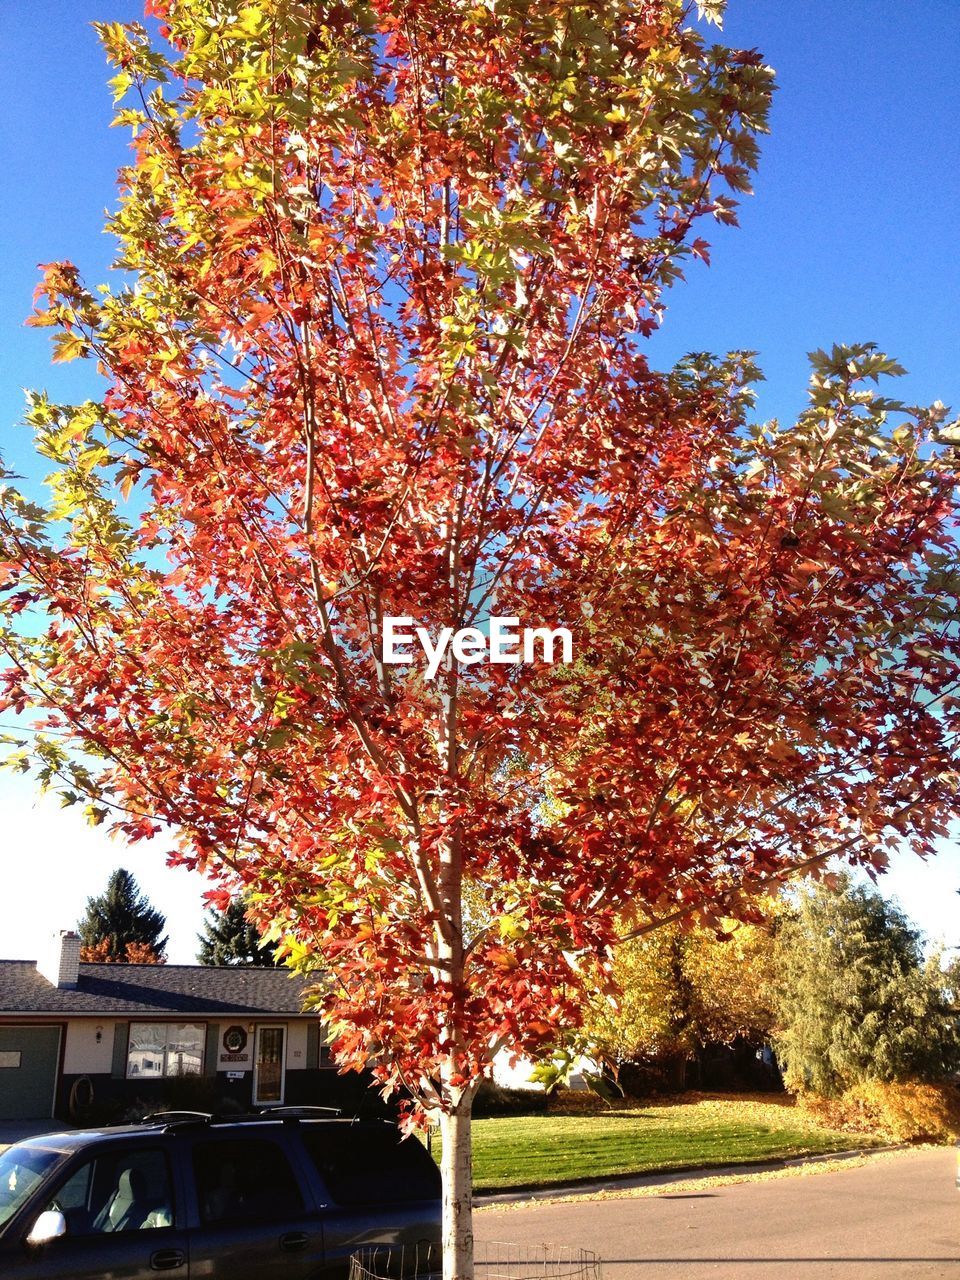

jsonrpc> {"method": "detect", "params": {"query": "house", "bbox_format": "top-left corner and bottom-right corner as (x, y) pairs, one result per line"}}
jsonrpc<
(0, 930), (372, 1123)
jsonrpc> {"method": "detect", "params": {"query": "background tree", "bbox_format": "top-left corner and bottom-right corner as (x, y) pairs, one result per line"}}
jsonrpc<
(197, 896), (279, 966)
(3, 2), (960, 1276)
(81, 936), (163, 964)
(78, 868), (167, 963)
(583, 914), (778, 1091)
(772, 876), (960, 1097)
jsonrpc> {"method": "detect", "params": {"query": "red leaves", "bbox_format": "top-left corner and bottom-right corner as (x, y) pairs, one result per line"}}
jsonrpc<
(203, 887), (234, 913)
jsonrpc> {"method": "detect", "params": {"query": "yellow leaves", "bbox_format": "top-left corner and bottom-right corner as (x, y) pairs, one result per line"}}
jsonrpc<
(275, 934), (311, 968)
(583, 911), (779, 1064)
(497, 912), (527, 941)
(236, 4), (267, 38)
(51, 333), (88, 364)
(108, 70), (133, 104)
(25, 310), (58, 328)
(94, 21), (132, 64)
(77, 445), (111, 476)
(110, 107), (148, 131)
(257, 248), (279, 279)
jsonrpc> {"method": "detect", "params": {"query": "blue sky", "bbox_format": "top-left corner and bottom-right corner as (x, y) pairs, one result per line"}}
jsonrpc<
(1, 2), (959, 961)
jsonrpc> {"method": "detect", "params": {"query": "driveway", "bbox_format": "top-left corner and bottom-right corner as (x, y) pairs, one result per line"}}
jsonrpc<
(0, 1119), (73, 1150)
(475, 1148), (960, 1279)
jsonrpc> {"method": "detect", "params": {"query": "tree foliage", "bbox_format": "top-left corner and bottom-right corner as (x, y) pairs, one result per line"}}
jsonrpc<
(77, 868), (168, 963)
(197, 896), (279, 966)
(772, 876), (960, 1097)
(81, 936), (164, 964)
(582, 915), (777, 1073)
(2, 1), (960, 1274)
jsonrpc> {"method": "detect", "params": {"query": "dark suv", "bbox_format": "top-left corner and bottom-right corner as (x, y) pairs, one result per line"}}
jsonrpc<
(0, 1108), (441, 1279)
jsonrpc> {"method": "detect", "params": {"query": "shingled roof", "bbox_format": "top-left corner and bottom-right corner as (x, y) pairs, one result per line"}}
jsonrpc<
(0, 961), (313, 1017)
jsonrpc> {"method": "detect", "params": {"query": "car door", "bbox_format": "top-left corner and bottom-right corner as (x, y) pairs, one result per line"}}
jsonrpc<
(298, 1125), (441, 1279)
(185, 1132), (324, 1280)
(10, 1143), (188, 1280)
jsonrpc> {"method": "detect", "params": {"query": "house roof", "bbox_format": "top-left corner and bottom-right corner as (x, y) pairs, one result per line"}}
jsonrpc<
(0, 962), (315, 1018)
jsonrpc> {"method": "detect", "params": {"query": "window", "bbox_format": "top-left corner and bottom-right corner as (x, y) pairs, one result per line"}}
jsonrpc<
(303, 1128), (441, 1206)
(44, 1148), (174, 1235)
(193, 1139), (304, 1225)
(0, 1147), (63, 1230)
(127, 1023), (205, 1078)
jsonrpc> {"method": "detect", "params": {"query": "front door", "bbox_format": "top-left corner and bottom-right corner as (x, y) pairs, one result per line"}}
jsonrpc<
(253, 1026), (285, 1105)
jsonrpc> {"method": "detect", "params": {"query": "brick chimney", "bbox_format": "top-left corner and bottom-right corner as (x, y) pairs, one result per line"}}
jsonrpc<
(37, 930), (81, 989)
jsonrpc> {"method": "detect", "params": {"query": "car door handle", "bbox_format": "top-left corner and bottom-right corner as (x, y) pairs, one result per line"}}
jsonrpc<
(280, 1231), (310, 1252)
(151, 1248), (186, 1270)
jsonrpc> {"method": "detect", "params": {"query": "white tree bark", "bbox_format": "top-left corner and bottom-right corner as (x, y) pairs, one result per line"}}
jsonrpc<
(439, 1100), (474, 1280)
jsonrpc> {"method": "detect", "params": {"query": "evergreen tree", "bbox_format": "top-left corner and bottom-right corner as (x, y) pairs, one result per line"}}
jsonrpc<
(197, 898), (279, 967)
(78, 868), (168, 962)
(773, 877), (959, 1096)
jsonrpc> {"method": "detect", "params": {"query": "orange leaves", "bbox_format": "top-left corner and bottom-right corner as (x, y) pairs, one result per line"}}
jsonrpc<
(80, 939), (164, 965)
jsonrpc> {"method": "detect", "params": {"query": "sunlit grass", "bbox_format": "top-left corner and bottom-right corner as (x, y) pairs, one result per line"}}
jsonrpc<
(471, 1094), (881, 1191)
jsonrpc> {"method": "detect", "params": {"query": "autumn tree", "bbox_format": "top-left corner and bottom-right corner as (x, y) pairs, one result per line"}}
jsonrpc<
(78, 868), (167, 963)
(773, 877), (960, 1097)
(2, 1), (960, 1275)
(82, 937), (164, 964)
(197, 895), (279, 966)
(581, 914), (778, 1090)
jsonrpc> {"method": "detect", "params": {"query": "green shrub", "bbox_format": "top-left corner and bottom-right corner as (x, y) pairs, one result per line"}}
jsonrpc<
(472, 1080), (549, 1117)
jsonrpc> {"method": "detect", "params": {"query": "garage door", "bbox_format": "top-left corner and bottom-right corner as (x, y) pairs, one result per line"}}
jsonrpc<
(0, 1025), (61, 1119)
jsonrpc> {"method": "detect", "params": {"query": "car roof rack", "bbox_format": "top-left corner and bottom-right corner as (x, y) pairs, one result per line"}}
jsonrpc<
(256, 1105), (343, 1119)
(133, 1111), (217, 1129)
(132, 1107), (355, 1131)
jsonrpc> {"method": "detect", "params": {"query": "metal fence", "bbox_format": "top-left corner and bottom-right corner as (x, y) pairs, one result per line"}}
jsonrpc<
(349, 1241), (602, 1280)
(348, 1242), (439, 1280)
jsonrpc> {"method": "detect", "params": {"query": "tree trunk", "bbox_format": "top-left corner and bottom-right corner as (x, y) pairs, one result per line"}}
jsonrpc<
(439, 1099), (474, 1280)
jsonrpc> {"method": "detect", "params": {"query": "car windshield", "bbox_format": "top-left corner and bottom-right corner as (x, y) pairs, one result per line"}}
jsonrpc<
(0, 1146), (64, 1231)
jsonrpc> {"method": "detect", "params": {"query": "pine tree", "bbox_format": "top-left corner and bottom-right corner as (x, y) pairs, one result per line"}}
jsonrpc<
(773, 877), (960, 1096)
(197, 898), (278, 967)
(78, 868), (167, 963)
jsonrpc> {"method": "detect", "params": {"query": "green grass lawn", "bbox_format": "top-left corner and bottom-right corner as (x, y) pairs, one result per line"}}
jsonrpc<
(471, 1095), (882, 1191)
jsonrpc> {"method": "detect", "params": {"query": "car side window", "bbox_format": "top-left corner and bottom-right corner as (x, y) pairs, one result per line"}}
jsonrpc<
(44, 1148), (174, 1235)
(302, 1128), (441, 1206)
(192, 1139), (304, 1226)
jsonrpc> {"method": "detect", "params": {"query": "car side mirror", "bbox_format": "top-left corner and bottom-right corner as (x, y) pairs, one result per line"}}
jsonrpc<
(26, 1209), (67, 1246)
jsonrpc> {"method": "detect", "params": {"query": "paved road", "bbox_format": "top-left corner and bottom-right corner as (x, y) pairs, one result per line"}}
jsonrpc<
(475, 1148), (960, 1280)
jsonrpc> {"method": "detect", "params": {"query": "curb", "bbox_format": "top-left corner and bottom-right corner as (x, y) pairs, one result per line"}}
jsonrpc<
(474, 1143), (911, 1205)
